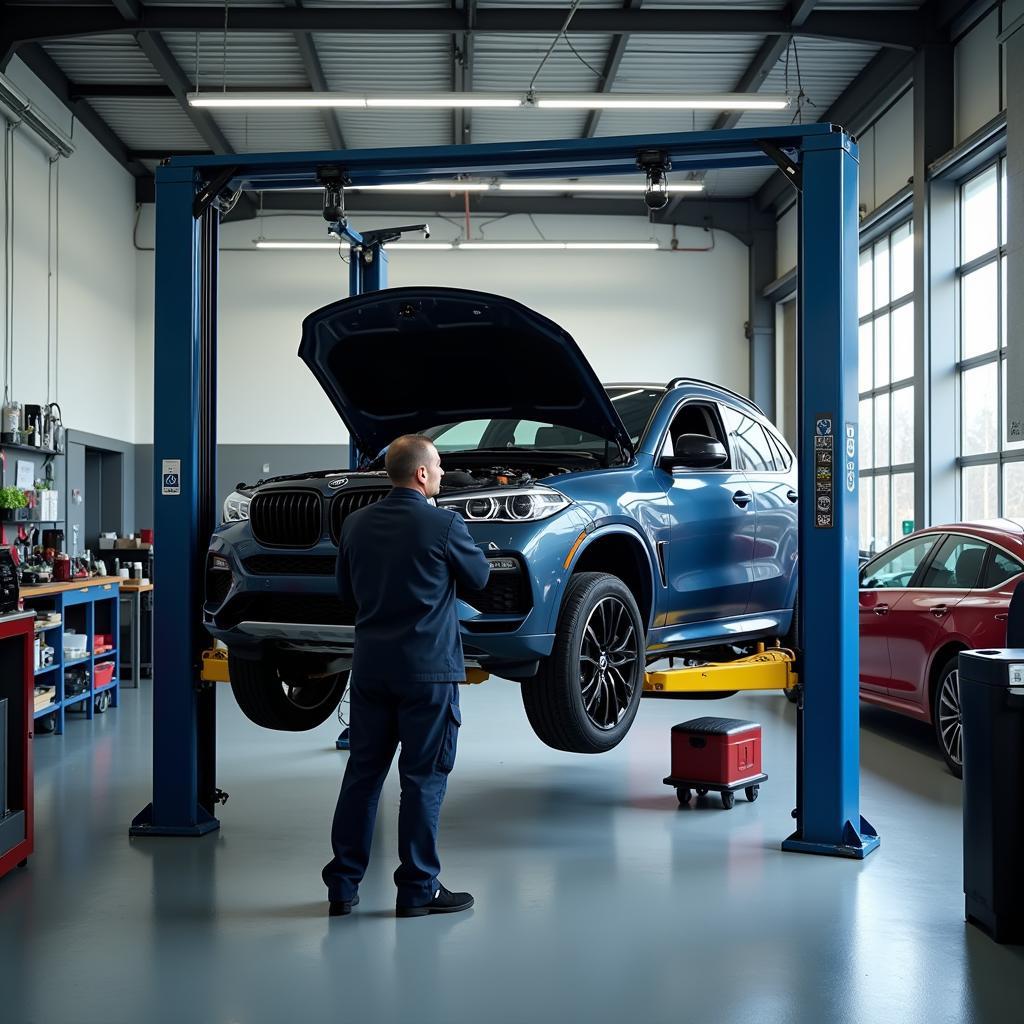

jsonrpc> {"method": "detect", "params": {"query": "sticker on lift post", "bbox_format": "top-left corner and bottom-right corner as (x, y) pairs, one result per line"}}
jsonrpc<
(814, 416), (834, 528)
(161, 459), (181, 496)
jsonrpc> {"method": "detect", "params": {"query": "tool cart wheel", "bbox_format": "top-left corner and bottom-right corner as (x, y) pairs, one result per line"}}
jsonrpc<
(676, 787), (692, 805)
(94, 692), (110, 714)
(721, 790), (736, 809)
(696, 785), (710, 798)
(745, 785), (759, 802)
(37, 713), (56, 734)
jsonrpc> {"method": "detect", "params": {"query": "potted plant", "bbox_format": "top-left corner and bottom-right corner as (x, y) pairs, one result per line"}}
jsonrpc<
(0, 486), (29, 521)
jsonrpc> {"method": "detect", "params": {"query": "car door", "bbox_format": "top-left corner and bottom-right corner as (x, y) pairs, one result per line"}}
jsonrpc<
(947, 543), (1024, 652)
(858, 533), (943, 694)
(661, 399), (755, 624)
(885, 533), (988, 705)
(719, 406), (798, 615)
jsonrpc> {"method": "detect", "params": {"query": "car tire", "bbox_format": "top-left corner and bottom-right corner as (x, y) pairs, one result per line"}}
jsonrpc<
(229, 655), (347, 732)
(932, 654), (963, 779)
(521, 571), (645, 753)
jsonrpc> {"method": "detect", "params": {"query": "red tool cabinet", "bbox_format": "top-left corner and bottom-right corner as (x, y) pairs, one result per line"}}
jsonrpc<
(0, 611), (35, 881)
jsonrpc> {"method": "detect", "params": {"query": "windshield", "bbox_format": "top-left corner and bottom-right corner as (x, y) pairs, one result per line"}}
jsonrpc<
(423, 387), (664, 456)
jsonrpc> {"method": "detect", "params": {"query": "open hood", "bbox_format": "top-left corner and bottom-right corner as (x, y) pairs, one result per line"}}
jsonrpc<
(298, 287), (633, 459)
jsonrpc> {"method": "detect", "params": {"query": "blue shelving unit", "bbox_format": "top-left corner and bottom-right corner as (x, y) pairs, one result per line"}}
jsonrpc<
(23, 579), (121, 734)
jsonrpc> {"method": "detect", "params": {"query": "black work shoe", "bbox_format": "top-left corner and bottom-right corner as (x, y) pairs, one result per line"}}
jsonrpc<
(328, 895), (360, 917)
(396, 885), (474, 918)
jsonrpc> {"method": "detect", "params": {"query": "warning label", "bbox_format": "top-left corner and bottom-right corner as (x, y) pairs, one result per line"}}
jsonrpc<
(814, 415), (834, 529)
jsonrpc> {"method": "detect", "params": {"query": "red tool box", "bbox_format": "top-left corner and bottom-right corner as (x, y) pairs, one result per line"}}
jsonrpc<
(664, 717), (767, 809)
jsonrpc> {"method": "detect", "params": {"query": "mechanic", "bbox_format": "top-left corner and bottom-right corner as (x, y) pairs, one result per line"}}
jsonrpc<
(322, 434), (491, 918)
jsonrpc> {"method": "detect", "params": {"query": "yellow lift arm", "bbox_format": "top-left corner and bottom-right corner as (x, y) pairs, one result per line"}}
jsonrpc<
(201, 645), (797, 694)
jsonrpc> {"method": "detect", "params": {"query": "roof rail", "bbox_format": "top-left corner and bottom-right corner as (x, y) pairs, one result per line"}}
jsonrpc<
(667, 377), (761, 413)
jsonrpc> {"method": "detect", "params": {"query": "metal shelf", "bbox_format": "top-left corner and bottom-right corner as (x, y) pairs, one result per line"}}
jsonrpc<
(64, 691), (91, 706)
(94, 681), (118, 695)
(0, 441), (60, 457)
(34, 664), (59, 677)
(33, 703), (58, 718)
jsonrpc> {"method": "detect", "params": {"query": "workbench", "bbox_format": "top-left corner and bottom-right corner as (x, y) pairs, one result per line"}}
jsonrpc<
(20, 577), (121, 735)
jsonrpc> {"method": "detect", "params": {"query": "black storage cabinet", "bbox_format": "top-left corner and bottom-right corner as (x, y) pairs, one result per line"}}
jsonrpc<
(959, 649), (1024, 944)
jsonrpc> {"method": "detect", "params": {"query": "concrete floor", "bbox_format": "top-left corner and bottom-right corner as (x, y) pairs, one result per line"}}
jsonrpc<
(1, 681), (1021, 1024)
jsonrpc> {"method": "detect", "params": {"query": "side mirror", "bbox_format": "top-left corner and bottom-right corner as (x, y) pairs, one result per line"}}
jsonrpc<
(661, 433), (729, 470)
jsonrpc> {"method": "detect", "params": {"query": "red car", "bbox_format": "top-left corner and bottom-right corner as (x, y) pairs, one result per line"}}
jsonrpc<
(858, 520), (1024, 777)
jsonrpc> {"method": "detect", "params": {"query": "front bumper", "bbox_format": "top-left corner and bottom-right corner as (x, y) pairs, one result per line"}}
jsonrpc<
(203, 506), (588, 666)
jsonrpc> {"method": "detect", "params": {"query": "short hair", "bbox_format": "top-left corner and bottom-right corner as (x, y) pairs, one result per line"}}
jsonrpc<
(385, 434), (436, 484)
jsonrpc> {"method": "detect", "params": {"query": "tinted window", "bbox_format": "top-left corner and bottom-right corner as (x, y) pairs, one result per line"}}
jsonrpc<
(765, 428), (792, 470)
(662, 402), (729, 461)
(919, 535), (988, 589)
(980, 548), (1024, 589)
(721, 407), (777, 472)
(861, 535), (940, 589)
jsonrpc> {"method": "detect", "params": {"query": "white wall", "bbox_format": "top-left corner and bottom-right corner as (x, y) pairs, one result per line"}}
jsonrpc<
(1, 57), (137, 443)
(135, 211), (750, 446)
(776, 206), (797, 278)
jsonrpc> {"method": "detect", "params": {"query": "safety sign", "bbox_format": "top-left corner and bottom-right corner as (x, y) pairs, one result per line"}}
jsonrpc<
(162, 458), (181, 496)
(814, 415), (834, 528)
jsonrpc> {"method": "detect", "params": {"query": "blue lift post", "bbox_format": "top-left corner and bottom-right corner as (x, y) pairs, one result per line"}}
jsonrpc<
(133, 125), (877, 859)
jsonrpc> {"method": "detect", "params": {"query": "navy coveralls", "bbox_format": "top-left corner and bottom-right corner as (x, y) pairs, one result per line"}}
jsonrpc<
(322, 486), (491, 907)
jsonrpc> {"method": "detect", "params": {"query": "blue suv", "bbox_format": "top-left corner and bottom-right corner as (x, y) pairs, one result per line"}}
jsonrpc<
(204, 287), (798, 753)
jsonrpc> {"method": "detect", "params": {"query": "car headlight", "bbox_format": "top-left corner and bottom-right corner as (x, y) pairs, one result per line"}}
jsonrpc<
(439, 486), (571, 523)
(222, 490), (251, 522)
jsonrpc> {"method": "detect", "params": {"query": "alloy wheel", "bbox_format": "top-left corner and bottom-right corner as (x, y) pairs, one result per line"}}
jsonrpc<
(578, 596), (640, 730)
(938, 668), (962, 770)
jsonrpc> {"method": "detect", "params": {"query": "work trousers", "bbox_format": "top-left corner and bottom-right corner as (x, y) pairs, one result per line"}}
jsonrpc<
(322, 676), (461, 907)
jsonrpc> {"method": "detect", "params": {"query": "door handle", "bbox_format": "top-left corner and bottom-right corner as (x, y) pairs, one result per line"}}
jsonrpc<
(995, 613), (1009, 622)
(930, 605), (949, 618)
(732, 491), (752, 508)
(786, 489), (799, 503)
(873, 604), (890, 616)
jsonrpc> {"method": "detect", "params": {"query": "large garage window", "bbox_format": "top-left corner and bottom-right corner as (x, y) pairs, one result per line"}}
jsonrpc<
(957, 160), (1024, 518)
(858, 221), (914, 555)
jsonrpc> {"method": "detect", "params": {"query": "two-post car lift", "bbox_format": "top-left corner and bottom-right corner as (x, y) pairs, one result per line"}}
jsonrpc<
(132, 124), (878, 860)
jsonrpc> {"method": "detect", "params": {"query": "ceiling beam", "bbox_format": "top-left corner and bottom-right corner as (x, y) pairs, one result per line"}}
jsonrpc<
(582, 0), (642, 140)
(2, 6), (925, 50)
(452, 1), (475, 145)
(754, 45), (914, 212)
(14, 42), (146, 177)
(712, 2), (818, 133)
(283, 0), (345, 150)
(110, 0), (232, 155)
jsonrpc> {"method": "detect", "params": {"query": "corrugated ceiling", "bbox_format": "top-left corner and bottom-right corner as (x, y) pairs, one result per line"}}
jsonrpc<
(29, 0), (927, 199)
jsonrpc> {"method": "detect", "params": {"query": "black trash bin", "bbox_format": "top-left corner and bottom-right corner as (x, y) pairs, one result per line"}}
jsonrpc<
(959, 649), (1024, 944)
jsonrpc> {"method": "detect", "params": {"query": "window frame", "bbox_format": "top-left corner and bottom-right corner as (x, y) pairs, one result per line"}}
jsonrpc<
(955, 157), (1024, 517)
(859, 219), (916, 555)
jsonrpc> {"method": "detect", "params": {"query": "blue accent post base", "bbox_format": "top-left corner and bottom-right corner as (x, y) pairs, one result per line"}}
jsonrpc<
(335, 728), (351, 751)
(782, 816), (879, 859)
(129, 803), (221, 838)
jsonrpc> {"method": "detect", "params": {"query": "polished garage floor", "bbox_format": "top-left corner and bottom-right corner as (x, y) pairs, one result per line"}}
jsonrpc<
(2, 679), (1021, 1024)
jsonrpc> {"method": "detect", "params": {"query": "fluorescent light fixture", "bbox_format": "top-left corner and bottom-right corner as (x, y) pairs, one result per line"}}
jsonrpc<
(351, 182), (491, 192)
(188, 91), (788, 113)
(497, 181), (704, 193)
(457, 242), (659, 251)
(536, 93), (790, 111)
(188, 92), (521, 109)
(256, 241), (342, 249)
